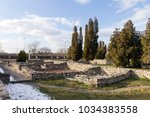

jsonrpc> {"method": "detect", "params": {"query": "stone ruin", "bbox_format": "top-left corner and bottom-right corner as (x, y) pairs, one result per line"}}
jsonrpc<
(7, 60), (150, 87)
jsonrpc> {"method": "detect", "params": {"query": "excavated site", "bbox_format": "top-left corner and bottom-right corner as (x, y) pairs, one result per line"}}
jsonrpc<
(4, 59), (150, 87)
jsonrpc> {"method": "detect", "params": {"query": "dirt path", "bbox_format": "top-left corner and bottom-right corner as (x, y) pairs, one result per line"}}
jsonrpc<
(37, 83), (150, 94)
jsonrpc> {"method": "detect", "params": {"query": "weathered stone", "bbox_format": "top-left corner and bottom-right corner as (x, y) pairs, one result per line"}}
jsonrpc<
(6, 60), (150, 87)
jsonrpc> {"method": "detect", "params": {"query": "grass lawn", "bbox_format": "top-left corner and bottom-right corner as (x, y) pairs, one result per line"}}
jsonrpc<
(35, 77), (150, 100)
(101, 77), (150, 90)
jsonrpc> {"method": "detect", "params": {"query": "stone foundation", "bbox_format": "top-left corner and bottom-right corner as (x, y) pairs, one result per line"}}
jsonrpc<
(32, 71), (80, 80)
(75, 70), (132, 87)
(5, 60), (150, 87)
(68, 61), (150, 87)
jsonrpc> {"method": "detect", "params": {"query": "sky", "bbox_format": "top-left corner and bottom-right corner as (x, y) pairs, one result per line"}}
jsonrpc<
(0, 0), (150, 53)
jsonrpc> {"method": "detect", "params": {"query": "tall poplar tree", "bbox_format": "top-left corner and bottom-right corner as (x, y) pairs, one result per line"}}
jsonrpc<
(83, 24), (89, 60)
(71, 26), (79, 61)
(88, 18), (94, 60)
(88, 18), (99, 60)
(78, 27), (83, 60)
(92, 17), (99, 58)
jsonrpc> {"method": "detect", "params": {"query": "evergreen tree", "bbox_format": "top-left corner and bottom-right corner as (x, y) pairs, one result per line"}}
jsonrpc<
(95, 41), (107, 59)
(141, 19), (150, 64)
(123, 20), (142, 67)
(17, 50), (28, 62)
(88, 18), (94, 60)
(86, 17), (99, 60)
(71, 26), (79, 61)
(78, 27), (83, 60)
(107, 28), (122, 66)
(107, 20), (142, 68)
(83, 24), (89, 60)
(92, 17), (99, 58)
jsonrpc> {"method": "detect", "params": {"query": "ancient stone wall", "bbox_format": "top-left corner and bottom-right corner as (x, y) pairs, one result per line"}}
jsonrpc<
(100, 66), (130, 76)
(75, 70), (132, 87)
(27, 59), (44, 64)
(28, 62), (68, 71)
(6, 61), (150, 87)
(131, 69), (150, 79)
(69, 61), (150, 87)
(101, 66), (150, 79)
(32, 71), (80, 80)
(45, 63), (68, 71)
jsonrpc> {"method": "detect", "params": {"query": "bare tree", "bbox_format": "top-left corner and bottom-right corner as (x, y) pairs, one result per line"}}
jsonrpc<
(56, 48), (67, 56)
(38, 47), (52, 54)
(28, 41), (40, 54)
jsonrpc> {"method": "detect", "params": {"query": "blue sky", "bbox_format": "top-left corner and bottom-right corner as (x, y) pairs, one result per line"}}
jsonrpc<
(0, 0), (150, 53)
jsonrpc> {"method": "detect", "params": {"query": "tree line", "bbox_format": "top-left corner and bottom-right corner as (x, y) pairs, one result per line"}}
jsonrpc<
(68, 17), (107, 61)
(68, 18), (150, 68)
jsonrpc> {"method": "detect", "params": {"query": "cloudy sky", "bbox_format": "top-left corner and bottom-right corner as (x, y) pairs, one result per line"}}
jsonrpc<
(0, 0), (150, 53)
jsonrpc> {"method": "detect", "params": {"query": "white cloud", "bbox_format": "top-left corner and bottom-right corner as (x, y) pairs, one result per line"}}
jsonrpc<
(99, 27), (114, 44)
(98, 4), (150, 45)
(75, 0), (92, 4)
(113, 0), (146, 13)
(0, 14), (80, 53)
(120, 4), (150, 30)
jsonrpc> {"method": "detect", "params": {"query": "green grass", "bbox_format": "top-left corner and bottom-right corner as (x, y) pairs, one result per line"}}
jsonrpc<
(35, 78), (93, 89)
(35, 77), (150, 100)
(35, 77), (150, 90)
(39, 86), (150, 100)
(101, 77), (150, 90)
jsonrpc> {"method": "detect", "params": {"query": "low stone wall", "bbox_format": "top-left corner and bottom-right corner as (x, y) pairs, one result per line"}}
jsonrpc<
(27, 64), (43, 71)
(45, 63), (68, 71)
(68, 62), (150, 87)
(27, 59), (44, 64)
(100, 66), (130, 76)
(131, 69), (150, 79)
(83, 67), (106, 76)
(96, 71), (132, 87)
(101, 66), (150, 79)
(32, 71), (80, 80)
(75, 71), (132, 87)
